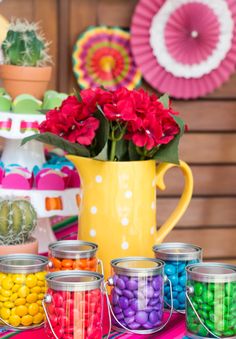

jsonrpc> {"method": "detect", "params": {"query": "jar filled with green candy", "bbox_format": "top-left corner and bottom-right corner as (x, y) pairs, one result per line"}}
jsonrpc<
(186, 263), (236, 339)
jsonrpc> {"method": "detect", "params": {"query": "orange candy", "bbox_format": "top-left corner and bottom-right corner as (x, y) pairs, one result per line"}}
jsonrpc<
(49, 256), (98, 272)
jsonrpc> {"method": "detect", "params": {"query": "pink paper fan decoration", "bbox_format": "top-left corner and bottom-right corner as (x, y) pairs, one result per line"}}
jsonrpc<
(131, 0), (236, 99)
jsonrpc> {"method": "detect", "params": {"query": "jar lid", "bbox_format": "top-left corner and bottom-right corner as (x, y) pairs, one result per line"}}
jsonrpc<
(153, 242), (202, 261)
(46, 271), (103, 291)
(49, 240), (98, 259)
(0, 254), (48, 274)
(111, 257), (164, 277)
(186, 263), (236, 283)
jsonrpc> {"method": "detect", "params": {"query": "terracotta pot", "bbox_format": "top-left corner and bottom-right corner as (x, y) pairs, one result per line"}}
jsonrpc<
(0, 64), (52, 99)
(0, 237), (38, 255)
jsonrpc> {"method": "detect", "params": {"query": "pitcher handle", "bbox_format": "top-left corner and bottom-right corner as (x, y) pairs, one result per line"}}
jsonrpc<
(155, 160), (193, 243)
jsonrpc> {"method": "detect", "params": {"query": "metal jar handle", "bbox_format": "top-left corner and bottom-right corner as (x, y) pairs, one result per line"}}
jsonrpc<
(186, 286), (220, 339)
(105, 275), (173, 335)
(43, 291), (111, 339)
(0, 315), (44, 331)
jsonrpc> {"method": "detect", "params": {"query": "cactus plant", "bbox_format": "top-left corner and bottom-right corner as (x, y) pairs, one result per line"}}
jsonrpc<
(0, 199), (37, 245)
(1, 19), (51, 67)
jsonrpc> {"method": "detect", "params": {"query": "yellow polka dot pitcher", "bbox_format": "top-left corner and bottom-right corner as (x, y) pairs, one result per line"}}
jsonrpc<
(67, 156), (193, 278)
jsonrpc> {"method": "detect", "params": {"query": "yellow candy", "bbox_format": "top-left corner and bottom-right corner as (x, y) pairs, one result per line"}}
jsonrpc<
(31, 286), (41, 294)
(37, 293), (44, 300)
(40, 287), (46, 293)
(12, 284), (20, 293)
(18, 286), (30, 298)
(0, 273), (6, 283)
(10, 293), (18, 302)
(35, 272), (46, 281)
(0, 302), (2, 307)
(0, 295), (9, 302)
(9, 314), (21, 327)
(0, 307), (11, 319)
(37, 300), (42, 306)
(14, 298), (26, 306)
(37, 281), (45, 287)
(15, 305), (28, 317)
(33, 312), (43, 324)
(1, 289), (11, 297)
(12, 274), (26, 284)
(28, 303), (39, 316)
(39, 306), (43, 313)
(21, 314), (33, 326)
(1, 278), (13, 290)
(4, 301), (14, 308)
(11, 307), (16, 315)
(26, 274), (37, 288)
(26, 293), (38, 303)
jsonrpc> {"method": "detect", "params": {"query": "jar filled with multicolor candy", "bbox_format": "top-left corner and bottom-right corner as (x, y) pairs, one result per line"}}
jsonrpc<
(48, 240), (98, 272)
(44, 271), (104, 339)
(186, 263), (236, 339)
(153, 242), (202, 312)
(108, 257), (171, 334)
(0, 254), (48, 329)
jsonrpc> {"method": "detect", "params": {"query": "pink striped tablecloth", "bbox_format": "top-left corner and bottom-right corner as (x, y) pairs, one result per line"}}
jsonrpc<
(0, 313), (187, 339)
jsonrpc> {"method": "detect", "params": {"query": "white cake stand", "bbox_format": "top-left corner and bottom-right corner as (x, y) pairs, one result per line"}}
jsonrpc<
(0, 111), (80, 253)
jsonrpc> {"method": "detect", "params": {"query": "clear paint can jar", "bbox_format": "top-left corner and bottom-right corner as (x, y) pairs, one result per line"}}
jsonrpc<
(43, 270), (104, 339)
(0, 254), (48, 330)
(186, 263), (236, 339)
(107, 256), (173, 334)
(48, 240), (99, 273)
(153, 242), (202, 312)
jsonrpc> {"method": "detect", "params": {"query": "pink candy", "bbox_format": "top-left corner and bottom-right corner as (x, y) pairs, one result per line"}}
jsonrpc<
(45, 288), (103, 339)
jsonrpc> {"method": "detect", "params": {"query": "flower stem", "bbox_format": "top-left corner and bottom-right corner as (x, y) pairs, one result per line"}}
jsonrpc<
(110, 140), (117, 161)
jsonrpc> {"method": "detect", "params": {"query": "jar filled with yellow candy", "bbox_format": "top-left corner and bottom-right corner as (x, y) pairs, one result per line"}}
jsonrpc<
(0, 254), (48, 330)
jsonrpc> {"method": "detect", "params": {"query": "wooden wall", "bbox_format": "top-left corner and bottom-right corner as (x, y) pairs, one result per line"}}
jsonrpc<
(0, 0), (236, 263)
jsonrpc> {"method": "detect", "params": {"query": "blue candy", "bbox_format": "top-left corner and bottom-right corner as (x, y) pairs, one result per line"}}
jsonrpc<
(162, 259), (200, 311)
(165, 264), (176, 275)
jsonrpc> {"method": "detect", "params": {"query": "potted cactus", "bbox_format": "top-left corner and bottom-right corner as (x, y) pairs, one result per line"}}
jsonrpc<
(0, 199), (38, 254)
(0, 19), (52, 99)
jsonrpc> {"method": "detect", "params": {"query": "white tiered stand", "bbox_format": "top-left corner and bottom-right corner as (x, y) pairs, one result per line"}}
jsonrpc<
(0, 112), (80, 253)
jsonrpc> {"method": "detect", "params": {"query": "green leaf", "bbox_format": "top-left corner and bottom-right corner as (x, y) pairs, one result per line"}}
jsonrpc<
(94, 142), (108, 161)
(128, 142), (141, 161)
(153, 115), (185, 164)
(159, 93), (169, 108)
(116, 139), (129, 161)
(74, 90), (82, 102)
(21, 132), (90, 157)
(90, 110), (109, 157)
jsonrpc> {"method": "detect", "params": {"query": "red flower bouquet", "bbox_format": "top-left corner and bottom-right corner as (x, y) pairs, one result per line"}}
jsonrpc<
(22, 88), (185, 163)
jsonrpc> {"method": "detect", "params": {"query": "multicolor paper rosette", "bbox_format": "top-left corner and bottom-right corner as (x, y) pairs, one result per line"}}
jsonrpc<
(72, 26), (141, 90)
(131, 0), (236, 99)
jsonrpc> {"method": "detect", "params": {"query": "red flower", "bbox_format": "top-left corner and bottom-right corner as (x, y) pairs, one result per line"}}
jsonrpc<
(39, 95), (100, 146)
(67, 117), (100, 145)
(103, 88), (136, 122)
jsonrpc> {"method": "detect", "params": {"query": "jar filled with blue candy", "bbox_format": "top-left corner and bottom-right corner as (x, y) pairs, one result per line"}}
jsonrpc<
(108, 257), (172, 334)
(153, 242), (202, 312)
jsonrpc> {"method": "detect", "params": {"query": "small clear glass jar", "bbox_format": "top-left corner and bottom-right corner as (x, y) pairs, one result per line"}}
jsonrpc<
(0, 254), (48, 329)
(153, 242), (202, 312)
(44, 270), (104, 339)
(108, 256), (168, 334)
(186, 263), (236, 339)
(48, 240), (98, 272)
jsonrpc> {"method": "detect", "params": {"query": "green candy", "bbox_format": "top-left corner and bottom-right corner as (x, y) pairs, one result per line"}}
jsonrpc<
(202, 290), (214, 304)
(194, 282), (203, 296)
(205, 319), (214, 331)
(198, 325), (208, 337)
